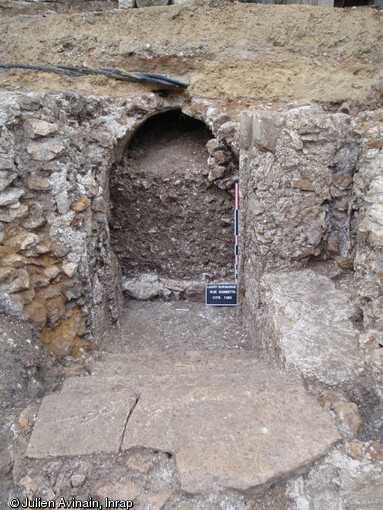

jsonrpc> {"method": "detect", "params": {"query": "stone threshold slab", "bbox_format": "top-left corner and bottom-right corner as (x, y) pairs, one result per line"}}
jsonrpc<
(27, 350), (341, 494)
(27, 390), (138, 459)
(122, 382), (341, 494)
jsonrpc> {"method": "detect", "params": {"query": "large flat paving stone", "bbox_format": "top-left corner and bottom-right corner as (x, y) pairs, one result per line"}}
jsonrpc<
(69, 350), (282, 394)
(28, 350), (341, 495)
(122, 381), (341, 493)
(27, 390), (138, 458)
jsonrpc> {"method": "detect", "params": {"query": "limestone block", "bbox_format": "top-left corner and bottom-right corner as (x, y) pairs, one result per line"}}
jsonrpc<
(91, 196), (107, 213)
(5, 233), (39, 251)
(77, 173), (99, 197)
(27, 139), (64, 161)
(70, 475), (86, 489)
(259, 270), (360, 388)
(0, 156), (14, 171)
(217, 121), (237, 138)
(0, 268), (30, 293)
(122, 273), (163, 300)
(123, 382), (340, 494)
(0, 204), (28, 222)
(1, 253), (27, 268)
(208, 166), (225, 181)
(62, 262), (78, 278)
(55, 191), (71, 215)
(27, 177), (51, 191)
(184, 283), (205, 302)
(24, 118), (58, 139)
(27, 390), (139, 458)
(0, 170), (17, 191)
(252, 111), (286, 152)
(0, 187), (24, 206)
(43, 266), (60, 281)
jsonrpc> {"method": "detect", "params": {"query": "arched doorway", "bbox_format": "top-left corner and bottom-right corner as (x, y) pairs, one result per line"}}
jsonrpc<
(108, 109), (234, 298)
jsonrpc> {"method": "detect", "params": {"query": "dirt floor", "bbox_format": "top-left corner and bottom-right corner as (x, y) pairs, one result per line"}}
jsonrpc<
(0, 2), (383, 114)
(98, 299), (251, 354)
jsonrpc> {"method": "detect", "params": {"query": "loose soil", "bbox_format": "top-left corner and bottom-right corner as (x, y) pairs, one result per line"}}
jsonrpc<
(98, 299), (251, 354)
(109, 110), (234, 282)
(1, 3), (382, 114)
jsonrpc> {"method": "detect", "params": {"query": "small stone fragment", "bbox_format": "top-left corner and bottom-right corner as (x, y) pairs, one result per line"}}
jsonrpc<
(293, 180), (315, 191)
(91, 196), (107, 213)
(184, 283), (205, 302)
(43, 266), (60, 281)
(27, 177), (51, 191)
(24, 301), (47, 330)
(39, 285), (62, 299)
(333, 173), (353, 190)
(331, 401), (363, 436)
(62, 262), (78, 278)
(122, 274), (162, 300)
(0, 268), (30, 293)
(0, 187), (24, 206)
(5, 233), (39, 251)
(73, 195), (91, 213)
(0, 170), (17, 191)
(70, 474), (86, 488)
(0, 157), (14, 171)
(18, 405), (37, 428)
(62, 279), (83, 300)
(25, 118), (58, 138)
(0, 205), (29, 223)
(27, 140), (64, 161)
(46, 296), (66, 325)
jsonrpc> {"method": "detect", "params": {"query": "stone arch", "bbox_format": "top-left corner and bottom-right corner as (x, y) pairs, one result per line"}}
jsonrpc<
(108, 108), (236, 301)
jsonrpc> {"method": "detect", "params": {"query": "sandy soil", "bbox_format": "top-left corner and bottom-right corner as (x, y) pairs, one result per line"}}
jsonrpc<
(0, 2), (382, 108)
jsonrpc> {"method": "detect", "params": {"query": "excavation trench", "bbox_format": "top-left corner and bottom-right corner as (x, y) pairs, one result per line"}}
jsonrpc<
(108, 109), (237, 304)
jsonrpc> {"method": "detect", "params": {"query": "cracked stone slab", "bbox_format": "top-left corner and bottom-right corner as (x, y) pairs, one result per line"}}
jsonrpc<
(122, 382), (341, 494)
(27, 390), (138, 458)
(259, 269), (360, 387)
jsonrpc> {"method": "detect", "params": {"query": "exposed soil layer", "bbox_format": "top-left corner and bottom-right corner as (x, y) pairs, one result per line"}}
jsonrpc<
(109, 110), (234, 281)
(0, 3), (382, 110)
(98, 299), (251, 354)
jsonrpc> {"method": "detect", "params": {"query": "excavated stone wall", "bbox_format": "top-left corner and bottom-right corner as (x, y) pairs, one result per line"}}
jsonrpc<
(239, 105), (383, 420)
(0, 91), (238, 355)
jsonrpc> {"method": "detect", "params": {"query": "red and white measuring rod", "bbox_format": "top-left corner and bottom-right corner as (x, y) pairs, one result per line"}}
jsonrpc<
(234, 182), (239, 284)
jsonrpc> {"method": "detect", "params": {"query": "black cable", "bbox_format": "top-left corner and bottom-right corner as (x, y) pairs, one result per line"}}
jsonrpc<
(0, 63), (189, 88)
